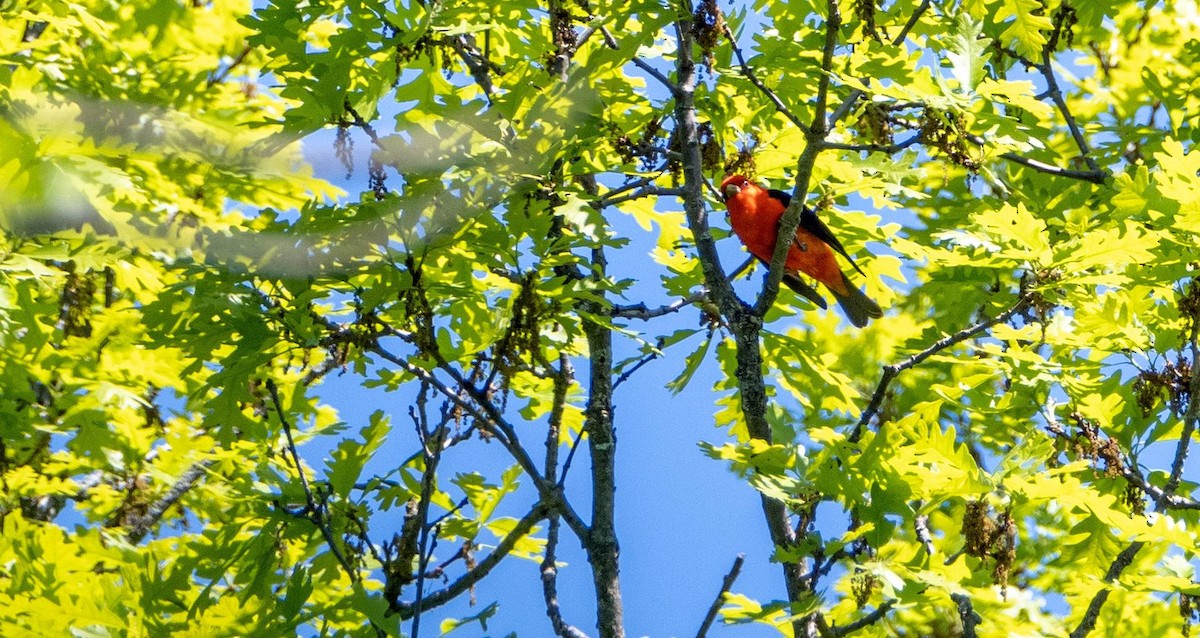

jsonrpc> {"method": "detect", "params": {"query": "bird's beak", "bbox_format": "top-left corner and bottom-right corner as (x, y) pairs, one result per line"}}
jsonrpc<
(722, 183), (740, 201)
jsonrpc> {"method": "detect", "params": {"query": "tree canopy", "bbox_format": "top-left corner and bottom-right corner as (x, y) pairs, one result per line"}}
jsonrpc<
(2, 0), (1200, 636)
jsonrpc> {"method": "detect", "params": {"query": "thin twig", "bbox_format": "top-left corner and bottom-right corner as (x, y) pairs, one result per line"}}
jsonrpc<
(396, 503), (551, 618)
(827, 0), (932, 129)
(823, 136), (922, 154)
(266, 379), (358, 580)
(695, 554), (746, 638)
(852, 294), (1032, 441)
(207, 45), (253, 86)
(599, 26), (679, 95)
(965, 134), (1107, 184)
(370, 344), (591, 539)
(722, 23), (805, 130)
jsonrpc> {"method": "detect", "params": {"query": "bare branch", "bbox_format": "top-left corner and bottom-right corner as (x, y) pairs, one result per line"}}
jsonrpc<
(369, 344), (590, 539)
(541, 516), (591, 638)
(599, 26), (679, 96)
(965, 134), (1107, 184)
(823, 136), (922, 154)
(599, 186), (683, 209)
(1039, 51), (1100, 174)
(819, 601), (896, 637)
(695, 554), (746, 638)
(449, 34), (498, 103)
(613, 292), (706, 321)
(914, 512), (936, 557)
(852, 294), (1032, 441)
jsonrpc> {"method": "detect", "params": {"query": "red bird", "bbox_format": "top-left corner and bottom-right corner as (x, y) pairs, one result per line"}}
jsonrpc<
(721, 174), (882, 327)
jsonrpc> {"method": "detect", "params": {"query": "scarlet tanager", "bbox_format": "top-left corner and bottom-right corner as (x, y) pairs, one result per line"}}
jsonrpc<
(720, 174), (883, 327)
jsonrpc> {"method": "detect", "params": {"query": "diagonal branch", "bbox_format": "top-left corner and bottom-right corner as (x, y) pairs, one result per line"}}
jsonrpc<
(722, 23), (805, 130)
(126, 460), (213, 543)
(1038, 50), (1100, 174)
(396, 502), (551, 618)
(1070, 321), (1200, 637)
(369, 344), (590, 539)
(266, 379), (359, 582)
(827, 0), (932, 129)
(851, 294), (1032, 441)
(695, 554), (745, 638)
(965, 134), (1107, 184)
(599, 26), (679, 96)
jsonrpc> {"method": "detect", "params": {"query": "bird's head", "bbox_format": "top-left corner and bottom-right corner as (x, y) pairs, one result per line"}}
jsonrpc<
(720, 174), (752, 202)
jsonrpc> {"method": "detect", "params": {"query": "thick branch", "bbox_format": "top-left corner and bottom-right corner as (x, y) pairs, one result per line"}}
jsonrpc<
(674, 11), (804, 636)
(952, 593), (980, 638)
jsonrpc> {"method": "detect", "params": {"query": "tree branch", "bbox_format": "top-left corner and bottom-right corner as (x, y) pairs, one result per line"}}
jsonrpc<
(817, 601), (896, 637)
(396, 502), (551, 618)
(965, 134), (1107, 184)
(126, 460), (213, 543)
(753, 0), (841, 316)
(827, 0), (931, 129)
(852, 294), (1032, 441)
(721, 23), (805, 130)
(1070, 322), (1200, 637)
(952, 593), (981, 638)
(674, 11), (805, 637)
(266, 379), (359, 582)
(542, 516), (592, 638)
(369, 344), (590, 539)
(1038, 50), (1100, 174)
(695, 554), (745, 638)
(599, 26), (679, 96)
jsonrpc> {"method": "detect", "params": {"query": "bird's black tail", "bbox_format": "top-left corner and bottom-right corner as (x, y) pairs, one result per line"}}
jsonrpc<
(833, 272), (882, 328)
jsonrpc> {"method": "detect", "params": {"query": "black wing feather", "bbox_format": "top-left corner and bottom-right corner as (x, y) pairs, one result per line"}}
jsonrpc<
(766, 189), (867, 277)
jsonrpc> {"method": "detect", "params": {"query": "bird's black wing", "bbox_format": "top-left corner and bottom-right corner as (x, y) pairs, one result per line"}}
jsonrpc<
(767, 189), (866, 277)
